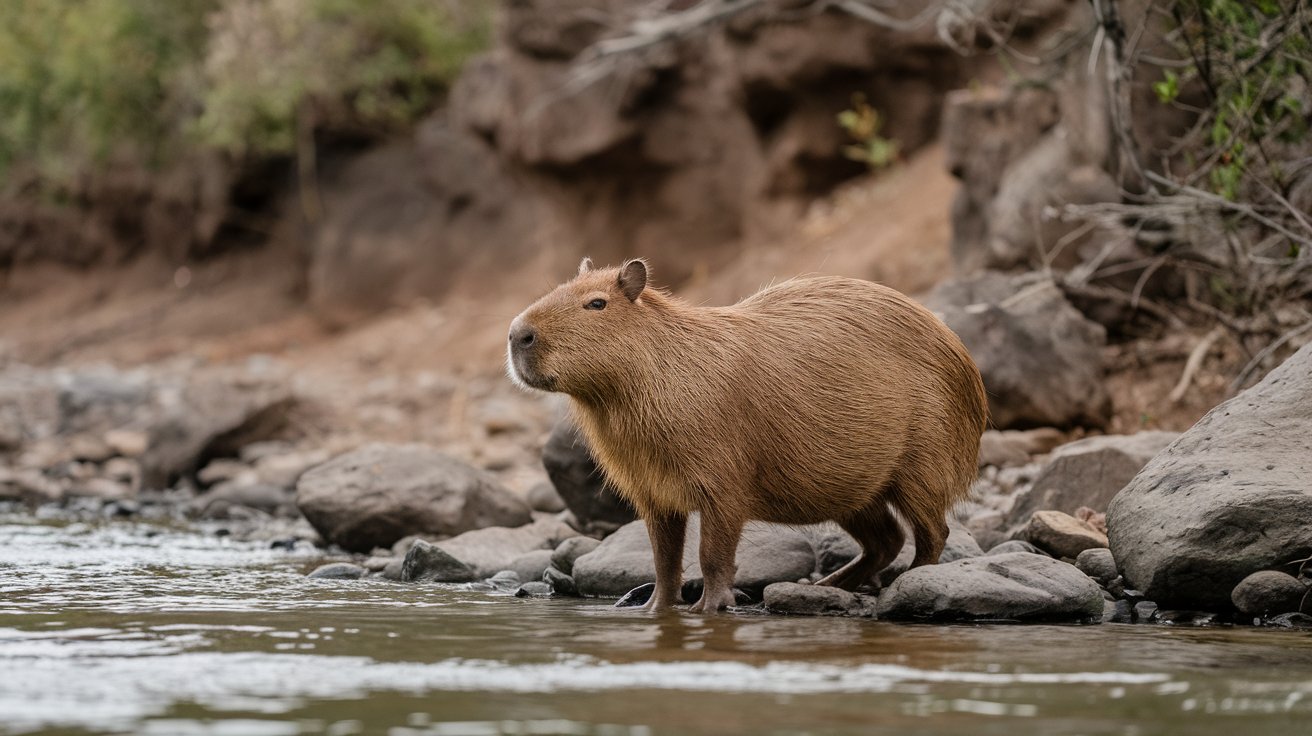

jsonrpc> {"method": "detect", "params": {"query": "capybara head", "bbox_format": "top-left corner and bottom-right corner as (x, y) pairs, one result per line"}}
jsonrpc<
(508, 257), (653, 397)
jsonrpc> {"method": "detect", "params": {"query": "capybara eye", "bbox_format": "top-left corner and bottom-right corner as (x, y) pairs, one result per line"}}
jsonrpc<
(585, 298), (607, 310)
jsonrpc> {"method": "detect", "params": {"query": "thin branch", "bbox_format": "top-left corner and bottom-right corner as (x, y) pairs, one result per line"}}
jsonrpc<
(1168, 326), (1224, 403)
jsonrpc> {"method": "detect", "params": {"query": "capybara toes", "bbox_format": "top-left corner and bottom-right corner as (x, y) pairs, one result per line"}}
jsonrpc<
(508, 258), (987, 612)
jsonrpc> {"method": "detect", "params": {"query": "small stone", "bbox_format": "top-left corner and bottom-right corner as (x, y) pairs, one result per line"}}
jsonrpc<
(527, 481), (566, 513)
(515, 581), (553, 598)
(763, 582), (860, 616)
(104, 429), (149, 458)
(543, 566), (578, 596)
(614, 582), (654, 608)
(362, 556), (393, 572)
(308, 562), (366, 580)
(1075, 548), (1118, 585)
(550, 536), (601, 576)
(1231, 571), (1310, 617)
(1133, 601), (1158, 623)
(400, 539), (477, 583)
(1026, 510), (1108, 558)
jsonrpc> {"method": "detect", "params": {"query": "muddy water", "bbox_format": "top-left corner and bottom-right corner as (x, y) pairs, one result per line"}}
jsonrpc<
(2, 517), (1311, 736)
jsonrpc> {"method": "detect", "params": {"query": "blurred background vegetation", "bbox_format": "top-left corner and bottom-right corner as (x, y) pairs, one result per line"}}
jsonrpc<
(0, 0), (489, 188)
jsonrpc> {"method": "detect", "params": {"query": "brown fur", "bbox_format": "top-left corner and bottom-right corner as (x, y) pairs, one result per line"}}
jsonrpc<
(508, 258), (987, 612)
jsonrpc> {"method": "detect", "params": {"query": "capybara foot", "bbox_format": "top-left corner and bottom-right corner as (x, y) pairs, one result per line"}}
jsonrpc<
(689, 585), (736, 613)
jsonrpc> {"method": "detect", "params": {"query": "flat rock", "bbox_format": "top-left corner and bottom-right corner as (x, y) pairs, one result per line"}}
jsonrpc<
(876, 552), (1105, 622)
(435, 515), (579, 579)
(573, 517), (817, 598)
(1026, 510), (1108, 558)
(1006, 431), (1178, 531)
(307, 562), (366, 580)
(296, 443), (533, 552)
(764, 582), (862, 616)
(1108, 342), (1312, 610)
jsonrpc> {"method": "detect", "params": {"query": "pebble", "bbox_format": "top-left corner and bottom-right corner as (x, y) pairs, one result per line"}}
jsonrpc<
(308, 562), (366, 580)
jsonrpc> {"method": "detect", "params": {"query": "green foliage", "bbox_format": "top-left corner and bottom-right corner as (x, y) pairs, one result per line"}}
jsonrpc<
(837, 94), (900, 170)
(0, 0), (490, 184)
(1167, 0), (1312, 200)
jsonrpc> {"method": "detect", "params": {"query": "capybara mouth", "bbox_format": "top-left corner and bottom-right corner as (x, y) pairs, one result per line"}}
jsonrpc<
(510, 353), (557, 392)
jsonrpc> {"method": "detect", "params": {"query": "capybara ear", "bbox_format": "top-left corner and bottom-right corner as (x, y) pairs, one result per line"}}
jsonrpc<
(618, 258), (648, 301)
(578, 257), (594, 275)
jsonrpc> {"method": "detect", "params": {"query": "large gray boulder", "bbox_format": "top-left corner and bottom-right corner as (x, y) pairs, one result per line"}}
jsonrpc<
(876, 551), (1105, 622)
(925, 271), (1111, 430)
(1107, 342), (1312, 610)
(296, 443), (532, 553)
(1005, 431), (1177, 531)
(573, 517), (817, 598)
(542, 422), (636, 530)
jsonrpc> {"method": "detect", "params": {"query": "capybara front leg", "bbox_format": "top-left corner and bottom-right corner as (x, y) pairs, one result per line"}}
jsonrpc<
(690, 511), (742, 613)
(641, 509), (687, 611)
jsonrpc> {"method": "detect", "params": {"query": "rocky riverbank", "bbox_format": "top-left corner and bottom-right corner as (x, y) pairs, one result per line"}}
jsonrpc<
(5, 331), (1308, 628)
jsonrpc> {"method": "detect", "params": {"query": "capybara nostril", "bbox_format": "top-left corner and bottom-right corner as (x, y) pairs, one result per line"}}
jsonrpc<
(509, 324), (536, 349)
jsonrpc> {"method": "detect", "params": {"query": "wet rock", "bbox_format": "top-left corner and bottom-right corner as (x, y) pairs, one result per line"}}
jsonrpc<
(986, 539), (1048, 556)
(296, 443), (532, 553)
(543, 566), (578, 596)
(382, 557), (405, 582)
(400, 540), (477, 583)
(1231, 571), (1310, 617)
(1026, 510), (1108, 559)
(1075, 548), (1118, 585)
(551, 536), (601, 576)
(1006, 431), (1178, 531)
(435, 515), (579, 579)
(614, 582), (654, 608)
(487, 570), (522, 590)
(573, 517), (817, 598)
(541, 422), (636, 530)
(1156, 610), (1218, 626)
(1133, 601), (1158, 623)
(763, 582), (861, 616)
(515, 581), (553, 598)
(308, 562), (366, 580)
(876, 552), (1105, 622)
(1106, 599), (1133, 623)
(1266, 612), (1312, 629)
(925, 272), (1110, 430)
(508, 549), (555, 584)
(1108, 342), (1312, 610)
(526, 481), (567, 513)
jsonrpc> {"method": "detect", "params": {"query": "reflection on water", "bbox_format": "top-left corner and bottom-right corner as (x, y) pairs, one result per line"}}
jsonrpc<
(3, 516), (1312, 735)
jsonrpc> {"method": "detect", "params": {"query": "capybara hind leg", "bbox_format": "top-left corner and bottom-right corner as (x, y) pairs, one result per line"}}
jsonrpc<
(640, 509), (687, 611)
(815, 502), (904, 591)
(886, 478), (951, 569)
(690, 511), (742, 613)
(909, 519), (948, 568)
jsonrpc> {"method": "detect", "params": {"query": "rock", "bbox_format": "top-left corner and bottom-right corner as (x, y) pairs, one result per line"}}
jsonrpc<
(800, 522), (862, 575)
(296, 443), (533, 552)
(875, 552), (1105, 622)
(543, 566), (578, 596)
(1075, 548), (1118, 585)
(550, 536), (601, 576)
(362, 556), (392, 572)
(254, 449), (330, 489)
(202, 482), (291, 515)
(526, 481), (566, 513)
(515, 581), (554, 598)
(435, 515), (579, 579)
(400, 540), (477, 583)
(925, 271), (1110, 430)
(382, 557), (405, 581)
(1231, 571), (1310, 617)
(487, 570), (522, 590)
(978, 428), (1066, 468)
(573, 517), (817, 598)
(986, 539), (1048, 556)
(70, 477), (131, 501)
(1106, 599), (1133, 623)
(69, 434), (114, 463)
(1266, 612), (1312, 629)
(940, 522), (985, 562)
(1108, 342), (1312, 610)
(1006, 431), (1178, 531)
(614, 582), (654, 608)
(1133, 601), (1158, 623)
(307, 562), (366, 580)
(104, 428), (149, 458)
(508, 549), (555, 584)
(1026, 510), (1108, 558)
(763, 582), (861, 616)
(541, 422), (636, 529)
(0, 467), (64, 503)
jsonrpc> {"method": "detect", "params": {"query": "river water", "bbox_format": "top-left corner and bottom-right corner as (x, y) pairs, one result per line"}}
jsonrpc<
(2, 516), (1311, 736)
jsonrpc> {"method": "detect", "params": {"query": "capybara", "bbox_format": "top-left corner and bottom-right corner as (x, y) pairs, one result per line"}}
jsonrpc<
(508, 258), (987, 612)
